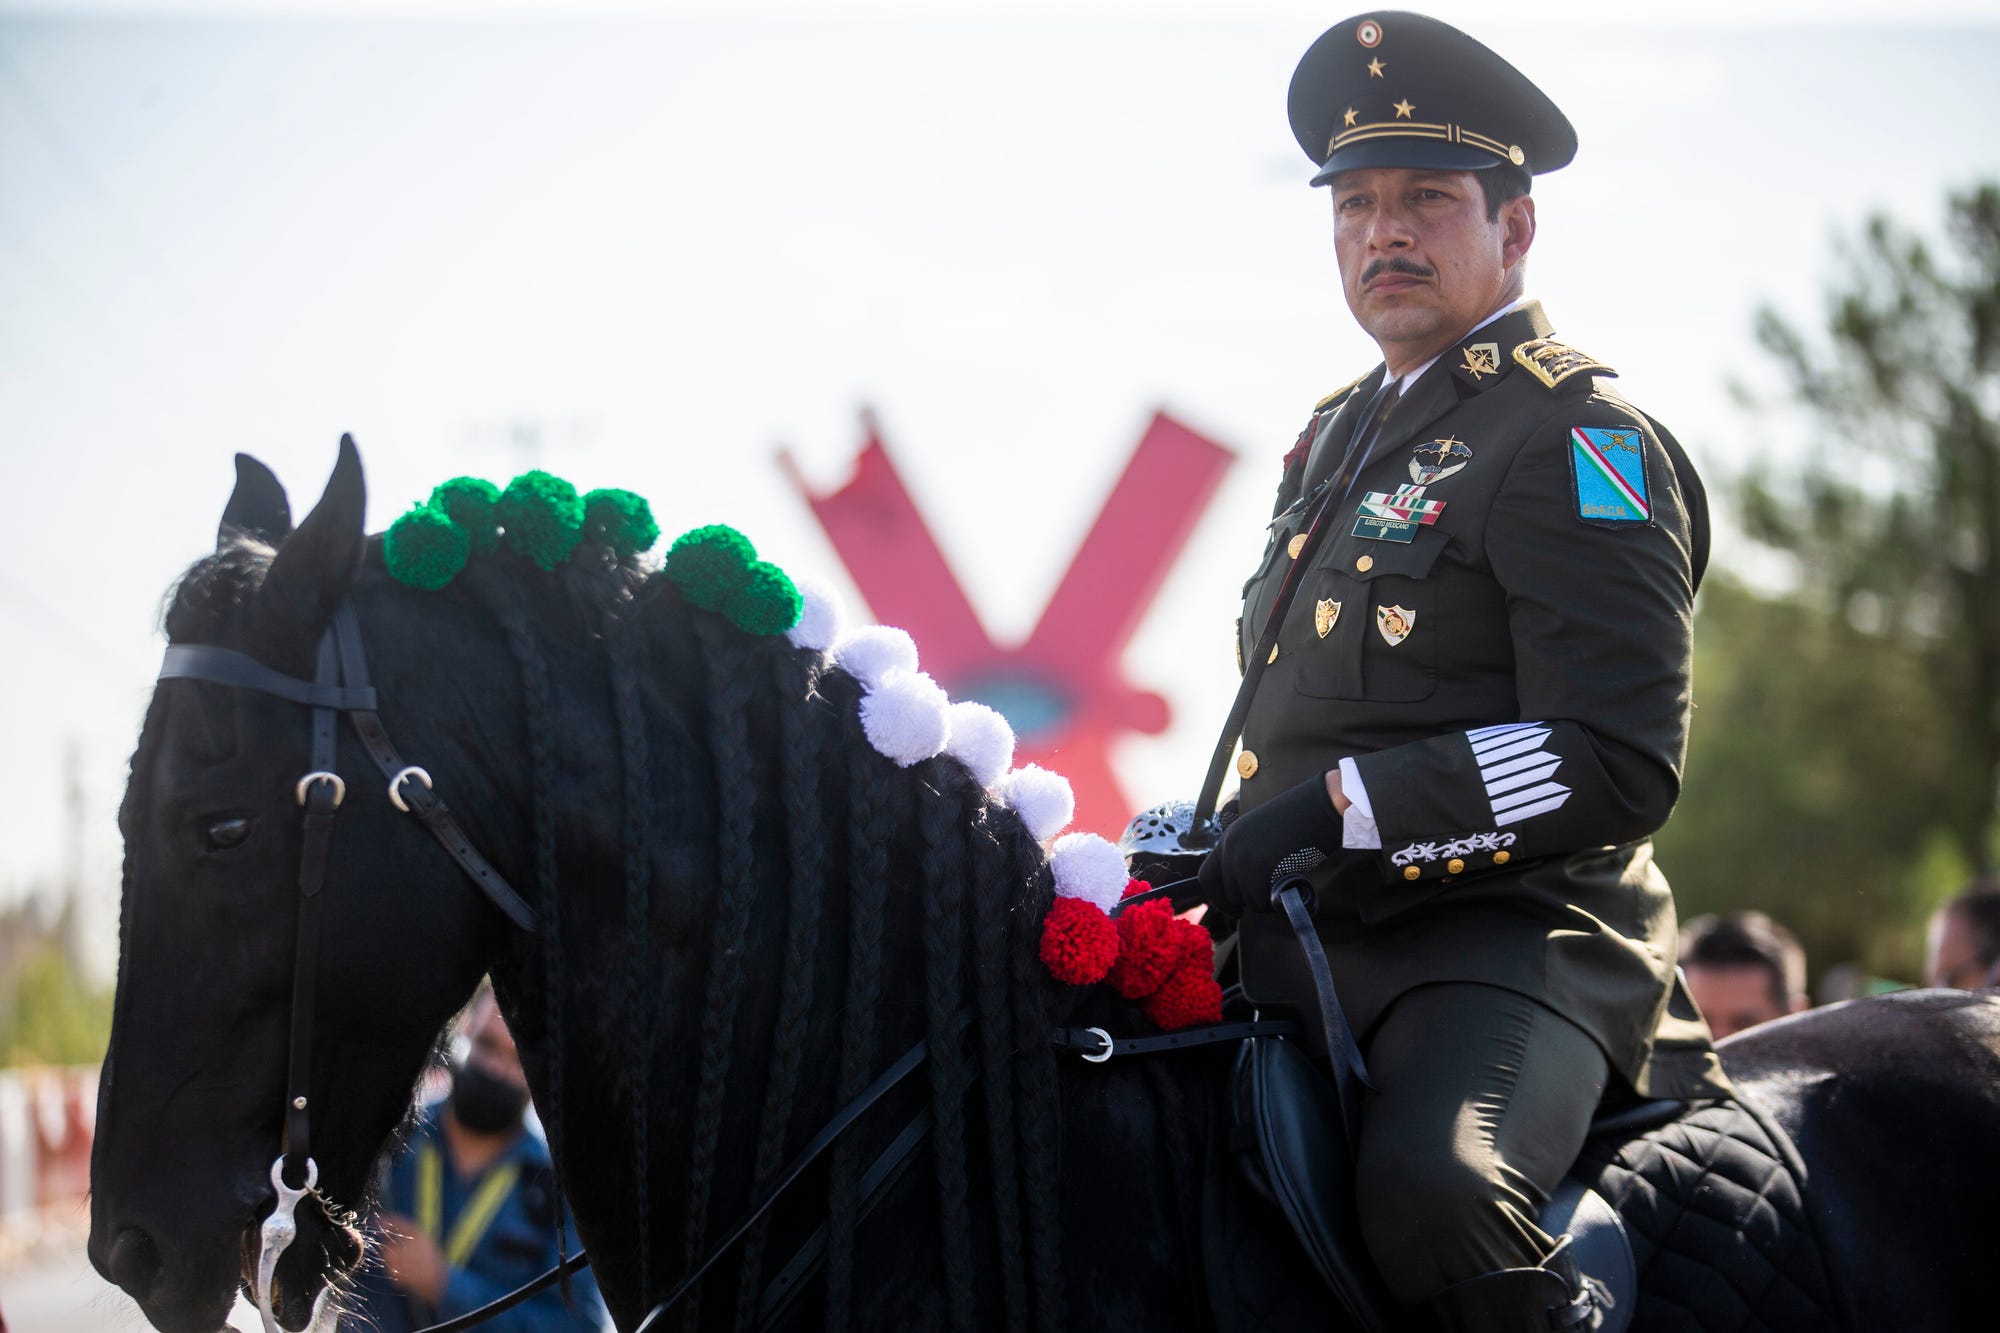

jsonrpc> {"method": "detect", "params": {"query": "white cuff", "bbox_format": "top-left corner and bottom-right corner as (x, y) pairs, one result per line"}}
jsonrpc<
(1337, 757), (1379, 849)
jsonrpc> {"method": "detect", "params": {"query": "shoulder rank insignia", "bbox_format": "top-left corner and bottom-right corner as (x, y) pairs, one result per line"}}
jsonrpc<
(1569, 425), (1652, 524)
(1314, 372), (1369, 414)
(1513, 338), (1615, 391)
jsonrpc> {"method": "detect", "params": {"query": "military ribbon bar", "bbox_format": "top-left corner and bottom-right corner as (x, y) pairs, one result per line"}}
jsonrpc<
(1358, 484), (1445, 523)
(1352, 483), (1444, 543)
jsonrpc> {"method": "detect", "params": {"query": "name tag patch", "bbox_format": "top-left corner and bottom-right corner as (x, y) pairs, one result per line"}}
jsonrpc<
(1569, 426), (1651, 524)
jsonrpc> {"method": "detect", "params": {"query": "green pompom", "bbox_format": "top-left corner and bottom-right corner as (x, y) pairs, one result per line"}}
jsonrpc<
(497, 471), (584, 571)
(726, 560), (803, 635)
(430, 477), (501, 553)
(384, 504), (471, 591)
(665, 525), (755, 611)
(582, 488), (661, 559)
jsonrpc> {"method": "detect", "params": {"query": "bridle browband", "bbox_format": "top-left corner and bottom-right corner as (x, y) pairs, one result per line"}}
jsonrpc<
(158, 597), (1301, 1333)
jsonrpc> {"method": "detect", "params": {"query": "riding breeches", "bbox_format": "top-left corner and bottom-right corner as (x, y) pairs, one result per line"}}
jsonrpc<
(1351, 982), (1610, 1305)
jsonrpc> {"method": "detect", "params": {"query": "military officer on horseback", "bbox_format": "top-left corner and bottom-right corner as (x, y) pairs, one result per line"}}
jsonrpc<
(1196, 12), (1732, 1330)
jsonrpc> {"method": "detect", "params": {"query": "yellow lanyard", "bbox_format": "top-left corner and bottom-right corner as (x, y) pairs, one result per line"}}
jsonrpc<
(415, 1142), (522, 1268)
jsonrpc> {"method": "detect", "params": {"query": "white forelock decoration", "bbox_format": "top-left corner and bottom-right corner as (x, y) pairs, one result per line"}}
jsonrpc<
(995, 764), (1075, 843)
(944, 701), (1015, 788)
(857, 670), (952, 767)
(784, 572), (844, 652)
(831, 625), (920, 690)
(1048, 832), (1128, 912)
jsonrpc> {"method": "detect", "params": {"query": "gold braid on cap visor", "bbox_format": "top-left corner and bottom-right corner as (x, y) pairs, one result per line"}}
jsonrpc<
(1328, 118), (1526, 168)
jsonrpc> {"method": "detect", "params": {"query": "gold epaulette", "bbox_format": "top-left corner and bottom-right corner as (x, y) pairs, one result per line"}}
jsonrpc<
(1314, 373), (1369, 413)
(1513, 338), (1614, 390)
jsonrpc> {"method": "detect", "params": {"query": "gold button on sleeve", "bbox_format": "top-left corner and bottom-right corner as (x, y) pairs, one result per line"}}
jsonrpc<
(1237, 750), (1259, 779)
(1446, 857), (1466, 875)
(1402, 866), (1421, 881)
(1356, 554), (1374, 572)
(1493, 850), (1511, 866)
(1288, 534), (1307, 559)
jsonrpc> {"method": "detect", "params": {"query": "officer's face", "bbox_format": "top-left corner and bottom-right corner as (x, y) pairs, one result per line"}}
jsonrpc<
(1329, 167), (1534, 370)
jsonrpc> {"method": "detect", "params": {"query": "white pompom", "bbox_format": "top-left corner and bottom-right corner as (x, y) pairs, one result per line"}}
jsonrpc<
(858, 671), (951, 767)
(832, 625), (919, 690)
(996, 764), (1074, 842)
(944, 702), (1015, 788)
(1049, 832), (1128, 912)
(785, 573), (844, 651)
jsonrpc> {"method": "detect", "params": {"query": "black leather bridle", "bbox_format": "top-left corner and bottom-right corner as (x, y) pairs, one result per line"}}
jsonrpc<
(156, 598), (1298, 1332)
(158, 601), (536, 1332)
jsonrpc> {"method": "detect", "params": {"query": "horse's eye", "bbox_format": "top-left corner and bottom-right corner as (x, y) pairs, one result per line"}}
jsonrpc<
(205, 817), (253, 851)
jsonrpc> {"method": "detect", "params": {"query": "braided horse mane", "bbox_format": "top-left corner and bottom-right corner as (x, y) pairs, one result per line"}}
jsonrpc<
(434, 541), (1073, 1333)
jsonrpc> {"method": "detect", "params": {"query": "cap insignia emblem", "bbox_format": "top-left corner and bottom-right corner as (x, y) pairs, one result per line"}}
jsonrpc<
(1410, 437), (1473, 485)
(1366, 57), (1385, 78)
(1315, 599), (1341, 638)
(1460, 342), (1500, 380)
(1356, 18), (1383, 47)
(1376, 604), (1415, 646)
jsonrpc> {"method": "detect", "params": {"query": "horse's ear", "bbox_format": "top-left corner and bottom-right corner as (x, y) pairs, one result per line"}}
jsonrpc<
(217, 453), (292, 549)
(257, 435), (367, 643)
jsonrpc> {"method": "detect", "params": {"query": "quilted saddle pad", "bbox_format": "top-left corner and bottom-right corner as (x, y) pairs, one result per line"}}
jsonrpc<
(1569, 1096), (1849, 1333)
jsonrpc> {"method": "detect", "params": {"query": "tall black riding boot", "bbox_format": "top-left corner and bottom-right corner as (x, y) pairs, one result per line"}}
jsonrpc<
(1424, 1236), (1604, 1333)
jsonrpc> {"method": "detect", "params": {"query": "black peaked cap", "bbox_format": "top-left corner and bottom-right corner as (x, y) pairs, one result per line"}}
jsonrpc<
(1289, 12), (1576, 186)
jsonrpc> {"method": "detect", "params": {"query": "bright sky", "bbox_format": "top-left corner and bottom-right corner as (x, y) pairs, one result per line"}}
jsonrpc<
(4, 1), (1998, 975)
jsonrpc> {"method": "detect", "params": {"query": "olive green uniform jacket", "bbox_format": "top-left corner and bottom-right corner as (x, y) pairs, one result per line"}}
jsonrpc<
(1233, 300), (1729, 1101)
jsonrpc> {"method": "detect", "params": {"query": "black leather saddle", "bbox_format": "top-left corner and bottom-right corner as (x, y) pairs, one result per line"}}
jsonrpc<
(1208, 1035), (1844, 1333)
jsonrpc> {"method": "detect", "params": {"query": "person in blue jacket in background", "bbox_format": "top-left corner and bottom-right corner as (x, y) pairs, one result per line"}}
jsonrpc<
(342, 985), (606, 1333)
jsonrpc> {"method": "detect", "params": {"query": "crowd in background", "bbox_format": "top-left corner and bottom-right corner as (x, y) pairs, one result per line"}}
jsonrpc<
(1679, 877), (2000, 1043)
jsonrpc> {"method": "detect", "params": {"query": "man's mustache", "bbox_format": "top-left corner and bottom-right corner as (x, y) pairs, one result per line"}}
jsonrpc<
(1361, 258), (1437, 284)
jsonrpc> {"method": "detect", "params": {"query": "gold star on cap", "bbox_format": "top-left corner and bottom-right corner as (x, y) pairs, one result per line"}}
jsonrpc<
(1392, 98), (1415, 119)
(1342, 106), (1358, 127)
(1366, 57), (1385, 78)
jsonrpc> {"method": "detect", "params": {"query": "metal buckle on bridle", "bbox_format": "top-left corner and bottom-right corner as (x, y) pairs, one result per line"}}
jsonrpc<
(294, 771), (345, 808)
(387, 765), (433, 813)
(1079, 1026), (1115, 1063)
(254, 1153), (319, 1333)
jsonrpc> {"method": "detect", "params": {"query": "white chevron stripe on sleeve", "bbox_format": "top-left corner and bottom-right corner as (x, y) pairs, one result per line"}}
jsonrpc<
(1484, 760), (1562, 798)
(1469, 721), (1571, 825)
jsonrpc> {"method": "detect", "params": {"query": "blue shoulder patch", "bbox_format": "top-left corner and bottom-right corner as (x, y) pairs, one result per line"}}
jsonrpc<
(1567, 425), (1652, 524)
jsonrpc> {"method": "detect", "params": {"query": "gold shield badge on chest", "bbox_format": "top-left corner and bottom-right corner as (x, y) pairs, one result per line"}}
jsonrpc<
(1376, 604), (1415, 646)
(1315, 598), (1341, 637)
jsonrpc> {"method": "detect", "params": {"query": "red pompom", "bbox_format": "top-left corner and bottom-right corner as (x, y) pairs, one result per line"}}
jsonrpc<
(1108, 898), (1179, 999)
(1144, 952), (1225, 1030)
(1165, 917), (1212, 971)
(1039, 896), (1119, 985)
(1121, 877), (1152, 900)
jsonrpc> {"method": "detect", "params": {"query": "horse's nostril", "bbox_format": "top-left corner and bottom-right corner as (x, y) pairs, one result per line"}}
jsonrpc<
(107, 1226), (163, 1300)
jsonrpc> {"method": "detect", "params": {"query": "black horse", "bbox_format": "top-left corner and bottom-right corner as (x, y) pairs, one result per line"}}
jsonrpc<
(89, 444), (2000, 1333)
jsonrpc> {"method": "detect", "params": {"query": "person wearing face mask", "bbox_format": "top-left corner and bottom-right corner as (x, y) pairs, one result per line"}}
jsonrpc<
(341, 986), (607, 1333)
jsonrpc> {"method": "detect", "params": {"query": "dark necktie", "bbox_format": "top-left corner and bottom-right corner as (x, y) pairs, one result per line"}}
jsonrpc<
(1328, 377), (1402, 504)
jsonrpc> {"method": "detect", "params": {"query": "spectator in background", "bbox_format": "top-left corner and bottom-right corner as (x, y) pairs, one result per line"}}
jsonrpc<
(1679, 912), (1809, 1039)
(1926, 878), (2000, 990)
(341, 986), (606, 1333)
